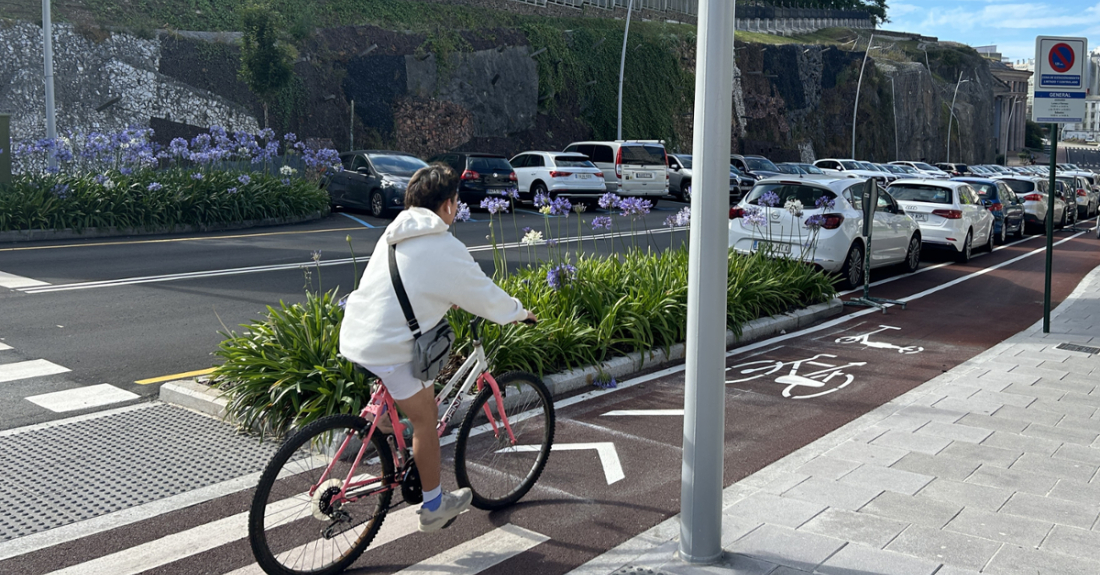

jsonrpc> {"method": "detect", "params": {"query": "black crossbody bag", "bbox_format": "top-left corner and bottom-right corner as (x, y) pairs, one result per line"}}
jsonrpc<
(388, 244), (455, 381)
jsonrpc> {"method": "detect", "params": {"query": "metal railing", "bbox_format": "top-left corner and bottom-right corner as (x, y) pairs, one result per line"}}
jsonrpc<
(514, 0), (868, 19)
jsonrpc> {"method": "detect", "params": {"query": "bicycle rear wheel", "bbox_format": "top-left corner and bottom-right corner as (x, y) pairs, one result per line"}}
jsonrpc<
(454, 371), (555, 510)
(249, 414), (394, 575)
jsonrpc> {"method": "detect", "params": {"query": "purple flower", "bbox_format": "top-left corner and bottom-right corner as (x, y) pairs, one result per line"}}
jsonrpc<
(743, 206), (767, 227)
(480, 197), (509, 214)
(52, 183), (70, 199)
(534, 191), (551, 208)
(147, 182), (163, 192)
(455, 202), (471, 222)
(120, 167), (133, 175)
(258, 128), (276, 141)
(227, 187), (239, 194)
(238, 174), (251, 185)
(522, 226), (533, 234)
(759, 191), (781, 207)
(546, 263), (577, 290)
(281, 178), (291, 185)
(191, 172), (204, 181)
(618, 197), (652, 218)
(546, 238), (560, 247)
(598, 192), (621, 210)
(94, 174), (107, 184)
(550, 196), (572, 216)
(500, 188), (520, 200)
(591, 216), (613, 230)
(593, 376), (617, 389)
(815, 195), (836, 210)
(804, 214), (827, 228)
(664, 207), (691, 228)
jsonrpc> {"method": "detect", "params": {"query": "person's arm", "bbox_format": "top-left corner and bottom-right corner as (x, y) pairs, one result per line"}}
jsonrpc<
(443, 241), (528, 325)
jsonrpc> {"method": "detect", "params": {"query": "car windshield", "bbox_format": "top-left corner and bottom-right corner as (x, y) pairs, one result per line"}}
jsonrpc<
(730, 165), (745, 176)
(889, 184), (954, 204)
(912, 162), (938, 171)
(368, 154), (428, 176)
(469, 156), (513, 172)
(620, 145), (666, 166)
(744, 157), (779, 171)
(554, 155), (596, 168)
(746, 183), (837, 207)
(899, 166), (919, 174)
(673, 155), (693, 169)
(840, 161), (863, 170)
(775, 164), (801, 174)
(800, 164), (825, 174)
(883, 165), (905, 174)
(859, 162), (879, 171)
(1001, 179), (1037, 194)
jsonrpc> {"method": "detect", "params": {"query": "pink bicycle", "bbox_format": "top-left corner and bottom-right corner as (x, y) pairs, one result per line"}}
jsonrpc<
(247, 318), (554, 575)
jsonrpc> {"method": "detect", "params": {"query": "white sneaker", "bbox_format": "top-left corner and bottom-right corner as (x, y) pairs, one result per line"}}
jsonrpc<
(417, 488), (473, 532)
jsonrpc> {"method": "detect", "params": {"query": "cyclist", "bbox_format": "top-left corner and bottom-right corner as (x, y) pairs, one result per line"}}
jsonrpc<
(339, 164), (536, 532)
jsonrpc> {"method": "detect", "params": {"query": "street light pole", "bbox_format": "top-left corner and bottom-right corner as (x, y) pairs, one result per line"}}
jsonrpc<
(851, 33), (874, 159)
(890, 76), (898, 160)
(679, 0), (733, 564)
(42, 0), (57, 169)
(1003, 97), (1016, 166)
(947, 71), (969, 164)
(617, 0), (635, 141)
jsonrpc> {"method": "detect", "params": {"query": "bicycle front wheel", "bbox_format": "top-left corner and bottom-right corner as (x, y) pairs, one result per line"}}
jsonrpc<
(249, 414), (394, 575)
(454, 371), (555, 510)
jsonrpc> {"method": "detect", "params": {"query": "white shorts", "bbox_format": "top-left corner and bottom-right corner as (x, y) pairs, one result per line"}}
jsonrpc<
(360, 362), (431, 401)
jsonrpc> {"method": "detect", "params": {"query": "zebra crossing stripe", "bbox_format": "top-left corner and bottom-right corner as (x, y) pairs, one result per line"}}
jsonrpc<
(0, 359), (70, 383)
(395, 523), (549, 574)
(25, 384), (140, 413)
(0, 270), (50, 289)
(0, 342), (10, 351)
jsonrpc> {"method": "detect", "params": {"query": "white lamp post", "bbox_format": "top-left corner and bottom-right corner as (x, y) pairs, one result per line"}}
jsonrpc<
(946, 72), (970, 164)
(617, 0), (635, 141)
(42, 0), (57, 169)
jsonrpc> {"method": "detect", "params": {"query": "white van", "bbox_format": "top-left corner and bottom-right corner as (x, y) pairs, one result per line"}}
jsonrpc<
(563, 140), (669, 200)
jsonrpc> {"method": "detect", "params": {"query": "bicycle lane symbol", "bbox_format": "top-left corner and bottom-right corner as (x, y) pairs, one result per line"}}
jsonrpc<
(725, 353), (867, 399)
(834, 325), (923, 354)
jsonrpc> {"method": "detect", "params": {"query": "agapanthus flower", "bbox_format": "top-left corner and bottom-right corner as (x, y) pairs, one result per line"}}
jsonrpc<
(238, 174), (251, 185)
(546, 238), (560, 247)
(258, 128), (276, 141)
(591, 216), (613, 230)
(480, 197), (509, 214)
(598, 192), (621, 210)
(147, 182), (163, 192)
(52, 183), (69, 199)
(815, 195), (836, 210)
(522, 226), (533, 235)
(102, 178), (116, 190)
(618, 197), (652, 218)
(664, 206), (691, 228)
(281, 178), (291, 186)
(534, 192), (551, 208)
(785, 198), (804, 217)
(550, 196), (572, 216)
(311, 250), (322, 263)
(539, 206), (552, 215)
(594, 376), (618, 389)
(284, 132), (298, 144)
(521, 230), (544, 246)
(228, 187), (239, 194)
(546, 263), (577, 290)
(573, 203), (587, 214)
(455, 202), (471, 222)
(759, 191), (780, 207)
(191, 172), (204, 181)
(743, 206), (767, 227)
(500, 188), (520, 200)
(279, 165), (297, 176)
(804, 214), (827, 228)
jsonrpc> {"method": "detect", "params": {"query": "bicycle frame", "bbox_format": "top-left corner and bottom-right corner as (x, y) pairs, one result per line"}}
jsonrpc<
(310, 328), (518, 506)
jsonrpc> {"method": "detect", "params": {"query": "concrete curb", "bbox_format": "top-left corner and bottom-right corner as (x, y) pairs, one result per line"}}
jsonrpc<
(0, 211), (327, 243)
(160, 298), (843, 422)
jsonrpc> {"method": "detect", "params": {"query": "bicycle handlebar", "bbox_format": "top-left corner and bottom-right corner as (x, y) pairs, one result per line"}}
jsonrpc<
(468, 316), (537, 341)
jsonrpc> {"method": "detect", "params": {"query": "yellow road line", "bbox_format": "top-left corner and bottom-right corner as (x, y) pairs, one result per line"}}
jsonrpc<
(135, 367), (216, 385)
(0, 226), (366, 253)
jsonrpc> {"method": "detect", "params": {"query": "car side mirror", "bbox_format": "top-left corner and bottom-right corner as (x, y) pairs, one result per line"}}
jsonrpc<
(356, 167), (370, 175)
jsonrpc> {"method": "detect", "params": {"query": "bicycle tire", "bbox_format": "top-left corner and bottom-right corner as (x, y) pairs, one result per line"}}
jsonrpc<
(249, 414), (394, 575)
(454, 371), (555, 510)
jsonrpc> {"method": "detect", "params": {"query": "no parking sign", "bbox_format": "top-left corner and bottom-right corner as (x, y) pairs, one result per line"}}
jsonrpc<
(1034, 36), (1087, 123)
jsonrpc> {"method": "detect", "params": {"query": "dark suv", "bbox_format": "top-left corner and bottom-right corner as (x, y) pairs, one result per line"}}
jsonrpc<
(327, 151), (429, 218)
(730, 154), (782, 182)
(428, 152), (517, 204)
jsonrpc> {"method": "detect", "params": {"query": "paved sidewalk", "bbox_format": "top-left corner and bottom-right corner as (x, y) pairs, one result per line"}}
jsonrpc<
(571, 265), (1100, 575)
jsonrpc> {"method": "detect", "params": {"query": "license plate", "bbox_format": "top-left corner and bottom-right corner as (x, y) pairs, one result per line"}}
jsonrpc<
(577, 173), (591, 179)
(752, 240), (792, 255)
(911, 213), (928, 221)
(635, 172), (653, 179)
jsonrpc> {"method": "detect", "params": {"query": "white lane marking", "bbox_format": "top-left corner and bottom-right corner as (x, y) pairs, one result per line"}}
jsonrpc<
(224, 507), (421, 575)
(0, 270), (50, 288)
(395, 524), (549, 575)
(18, 228), (680, 294)
(503, 442), (625, 485)
(0, 359), (70, 383)
(601, 409), (685, 416)
(0, 342), (11, 351)
(25, 384), (140, 413)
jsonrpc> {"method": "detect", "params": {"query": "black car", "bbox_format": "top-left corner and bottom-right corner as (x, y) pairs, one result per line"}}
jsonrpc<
(428, 152), (517, 204)
(327, 151), (429, 218)
(730, 154), (782, 182)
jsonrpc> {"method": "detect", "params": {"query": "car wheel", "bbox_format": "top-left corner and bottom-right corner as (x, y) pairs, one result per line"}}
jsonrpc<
(984, 226), (995, 252)
(370, 190), (386, 219)
(683, 182), (692, 201)
(649, 197), (660, 207)
(955, 230), (973, 263)
(531, 182), (548, 203)
(841, 242), (865, 289)
(996, 222), (1007, 245)
(901, 235), (921, 273)
(1014, 218), (1025, 238)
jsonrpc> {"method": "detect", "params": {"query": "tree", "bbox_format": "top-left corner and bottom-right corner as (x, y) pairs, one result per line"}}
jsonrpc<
(238, 3), (293, 129)
(1025, 120), (1046, 149)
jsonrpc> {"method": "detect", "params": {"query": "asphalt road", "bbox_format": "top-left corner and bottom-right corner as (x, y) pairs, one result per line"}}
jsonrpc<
(2, 216), (1098, 575)
(0, 200), (690, 430)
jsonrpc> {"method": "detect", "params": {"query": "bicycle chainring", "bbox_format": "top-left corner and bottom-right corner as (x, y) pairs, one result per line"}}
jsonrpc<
(311, 478), (345, 521)
(400, 461), (423, 505)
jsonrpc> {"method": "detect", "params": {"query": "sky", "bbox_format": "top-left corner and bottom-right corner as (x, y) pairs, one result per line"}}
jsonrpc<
(887, 0), (1100, 64)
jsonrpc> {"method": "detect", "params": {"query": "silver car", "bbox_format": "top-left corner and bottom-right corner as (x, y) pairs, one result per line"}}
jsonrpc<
(667, 154), (744, 201)
(995, 177), (1068, 231)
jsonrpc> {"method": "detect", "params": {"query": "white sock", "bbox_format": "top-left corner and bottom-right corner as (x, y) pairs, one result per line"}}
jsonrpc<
(422, 485), (442, 511)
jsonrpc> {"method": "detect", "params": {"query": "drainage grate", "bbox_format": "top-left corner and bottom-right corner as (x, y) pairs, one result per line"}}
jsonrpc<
(0, 404), (283, 541)
(1056, 343), (1100, 355)
(610, 568), (672, 575)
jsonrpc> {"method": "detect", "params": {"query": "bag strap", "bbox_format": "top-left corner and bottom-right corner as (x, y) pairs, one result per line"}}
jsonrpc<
(388, 244), (422, 337)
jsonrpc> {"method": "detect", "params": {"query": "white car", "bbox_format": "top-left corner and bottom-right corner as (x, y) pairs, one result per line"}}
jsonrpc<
(509, 151), (606, 202)
(728, 177), (922, 289)
(889, 161), (951, 179)
(813, 159), (890, 185)
(888, 179), (995, 263)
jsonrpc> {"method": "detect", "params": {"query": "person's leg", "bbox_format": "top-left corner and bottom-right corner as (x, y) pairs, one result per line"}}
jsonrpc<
(393, 385), (441, 493)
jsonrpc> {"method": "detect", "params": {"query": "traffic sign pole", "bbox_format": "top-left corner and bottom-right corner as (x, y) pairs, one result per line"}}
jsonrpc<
(1044, 123), (1057, 333)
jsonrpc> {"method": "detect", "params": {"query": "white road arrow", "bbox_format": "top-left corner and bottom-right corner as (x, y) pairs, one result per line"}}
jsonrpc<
(601, 409), (684, 416)
(500, 442), (625, 485)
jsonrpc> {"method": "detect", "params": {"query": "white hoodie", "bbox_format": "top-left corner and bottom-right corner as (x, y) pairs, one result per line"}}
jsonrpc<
(340, 207), (527, 367)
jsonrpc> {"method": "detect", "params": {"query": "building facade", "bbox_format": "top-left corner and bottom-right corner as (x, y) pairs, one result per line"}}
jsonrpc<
(990, 60), (1032, 157)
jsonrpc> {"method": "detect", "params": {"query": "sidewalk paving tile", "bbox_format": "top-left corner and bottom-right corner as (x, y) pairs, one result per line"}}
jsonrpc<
(970, 389), (1036, 408)
(1009, 452), (1098, 483)
(930, 567), (982, 575)
(814, 543), (940, 575)
(954, 413), (1028, 434)
(931, 396), (1003, 417)
(723, 493), (826, 530)
(825, 441), (909, 467)
(974, 370), (1039, 387)
(870, 430), (952, 455)
(984, 543), (1100, 575)
(1022, 421), (1099, 446)
(1025, 398), (1095, 419)
(944, 507), (1053, 547)
(741, 471), (811, 495)
(896, 405), (965, 424)
(1039, 524), (1100, 558)
(913, 421), (993, 444)
(782, 477), (884, 511)
(917, 478), (1014, 512)
(1031, 376), (1094, 394)
(999, 492), (1100, 530)
(1005, 364), (1071, 380)
(979, 430), (1063, 456)
(1057, 379), (1100, 396)
(990, 404), (1063, 427)
(1048, 478), (1100, 505)
(720, 512), (767, 547)
(966, 464), (1060, 495)
(725, 524), (845, 572)
(1000, 382), (1066, 401)
(938, 441), (1022, 468)
(794, 456), (862, 481)
(837, 464), (933, 496)
(889, 452), (980, 482)
(1053, 443), (1100, 466)
(799, 508), (909, 549)
(884, 524), (1002, 571)
(859, 491), (962, 529)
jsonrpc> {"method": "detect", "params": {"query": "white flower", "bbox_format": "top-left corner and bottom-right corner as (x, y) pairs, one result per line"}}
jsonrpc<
(238, 146), (250, 156)
(102, 178), (116, 190)
(521, 230), (544, 246)
(279, 165), (297, 176)
(784, 198), (804, 217)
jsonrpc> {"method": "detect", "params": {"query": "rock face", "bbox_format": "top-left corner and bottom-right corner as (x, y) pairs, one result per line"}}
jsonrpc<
(0, 22), (257, 142)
